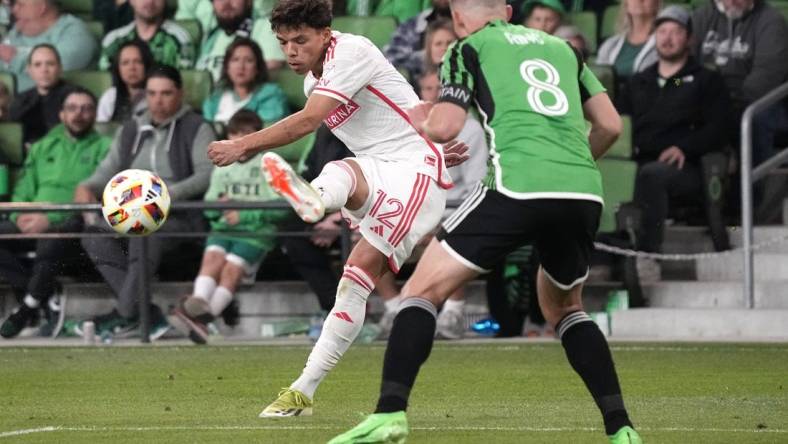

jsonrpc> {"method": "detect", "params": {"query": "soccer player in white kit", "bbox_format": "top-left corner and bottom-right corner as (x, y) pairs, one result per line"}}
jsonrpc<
(207, 0), (468, 417)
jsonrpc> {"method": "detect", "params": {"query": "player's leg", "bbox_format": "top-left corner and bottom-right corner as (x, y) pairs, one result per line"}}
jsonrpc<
(536, 201), (640, 444)
(327, 239), (478, 444)
(262, 151), (368, 223)
(260, 238), (388, 417)
(435, 289), (465, 339)
(194, 240), (228, 303)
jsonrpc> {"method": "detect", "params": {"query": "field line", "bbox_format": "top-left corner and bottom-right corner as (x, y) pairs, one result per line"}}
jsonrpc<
(1, 425), (786, 438)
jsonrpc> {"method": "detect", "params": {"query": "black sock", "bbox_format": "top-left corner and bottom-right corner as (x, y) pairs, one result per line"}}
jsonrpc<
(375, 298), (437, 413)
(557, 311), (633, 435)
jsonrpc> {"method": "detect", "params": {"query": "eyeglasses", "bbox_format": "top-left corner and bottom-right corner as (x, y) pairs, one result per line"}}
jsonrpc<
(63, 104), (96, 113)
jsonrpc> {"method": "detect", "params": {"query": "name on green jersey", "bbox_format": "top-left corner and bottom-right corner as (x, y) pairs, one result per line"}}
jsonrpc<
(504, 31), (545, 46)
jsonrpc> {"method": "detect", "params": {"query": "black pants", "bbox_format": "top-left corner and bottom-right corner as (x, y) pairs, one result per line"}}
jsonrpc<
(634, 161), (702, 252)
(277, 215), (338, 312)
(0, 217), (84, 303)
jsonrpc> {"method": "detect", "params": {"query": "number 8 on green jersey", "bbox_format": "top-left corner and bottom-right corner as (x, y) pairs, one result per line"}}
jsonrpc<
(439, 20), (607, 204)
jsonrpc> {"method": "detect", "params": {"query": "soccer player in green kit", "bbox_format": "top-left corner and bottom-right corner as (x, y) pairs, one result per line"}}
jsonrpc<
(329, 0), (642, 443)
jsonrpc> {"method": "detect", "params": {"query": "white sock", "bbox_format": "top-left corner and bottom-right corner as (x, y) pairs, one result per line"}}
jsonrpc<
(290, 264), (374, 399)
(384, 295), (402, 313)
(23, 294), (39, 309)
(210, 286), (234, 317)
(442, 298), (465, 314)
(194, 275), (217, 301)
(310, 161), (356, 212)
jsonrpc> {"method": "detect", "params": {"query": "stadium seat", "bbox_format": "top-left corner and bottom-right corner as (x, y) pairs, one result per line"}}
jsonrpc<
(94, 121), (120, 138)
(181, 70), (213, 111)
(332, 16), (397, 49)
(273, 69), (307, 110)
(606, 115), (632, 159)
(0, 122), (24, 165)
(589, 63), (615, 99)
(597, 158), (638, 233)
(271, 131), (315, 173)
(0, 72), (15, 97)
(61, 70), (113, 100)
(601, 5), (620, 40)
(84, 20), (105, 45)
(175, 19), (203, 44)
(59, 0), (93, 20)
(567, 11), (597, 53)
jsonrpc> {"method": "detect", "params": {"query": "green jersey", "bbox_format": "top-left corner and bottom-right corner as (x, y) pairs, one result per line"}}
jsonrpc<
(439, 20), (605, 203)
(99, 21), (195, 70)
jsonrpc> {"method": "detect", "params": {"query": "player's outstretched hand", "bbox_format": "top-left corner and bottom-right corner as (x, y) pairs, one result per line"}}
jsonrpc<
(208, 139), (247, 166)
(443, 139), (471, 167)
(407, 101), (435, 130)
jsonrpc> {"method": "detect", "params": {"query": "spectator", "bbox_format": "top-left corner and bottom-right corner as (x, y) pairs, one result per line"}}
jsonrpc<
(345, 0), (428, 23)
(9, 44), (73, 146)
(620, 6), (729, 278)
(0, 87), (110, 339)
(176, 0), (273, 40)
(93, 0), (134, 34)
(0, 0), (98, 92)
(422, 18), (456, 76)
(693, 0), (788, 169)
(555, 25), (590, 60)
(384, 0), (451, 80)
(597, 0), (660, 99)
(169, 110), (287, 344)
(0, 81), (9, 120)
(97, 39), (154, 123)
(192, 0), (285, 82)
(99, 0), (195, 70)
(522, 0), (565, 35)
(74, 65), (215, 339)
(202, 38), (289, 124)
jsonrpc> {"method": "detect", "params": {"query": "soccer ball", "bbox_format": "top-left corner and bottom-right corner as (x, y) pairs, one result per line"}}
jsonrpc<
(101, 169), (170, 236)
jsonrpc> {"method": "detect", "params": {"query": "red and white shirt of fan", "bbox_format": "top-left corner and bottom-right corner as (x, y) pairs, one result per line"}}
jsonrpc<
(303, 31), (453, 273)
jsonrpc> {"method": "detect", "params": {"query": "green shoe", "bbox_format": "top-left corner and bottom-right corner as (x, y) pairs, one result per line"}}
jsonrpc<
(609, 426), (642, 444)
(258, 388), (313, 417)
(328, 411), (408, 444)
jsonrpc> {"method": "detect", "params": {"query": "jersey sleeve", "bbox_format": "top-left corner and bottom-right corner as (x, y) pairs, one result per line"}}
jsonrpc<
(438, 41), (477, 110)
(310, 40), (377, 104)
(578, 63), (606, 103)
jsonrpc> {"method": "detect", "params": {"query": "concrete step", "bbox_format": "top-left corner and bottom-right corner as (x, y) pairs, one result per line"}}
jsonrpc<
(610, 308), (788, 340)
(695, 252), (788, 281)
(643, 281), (788, 309)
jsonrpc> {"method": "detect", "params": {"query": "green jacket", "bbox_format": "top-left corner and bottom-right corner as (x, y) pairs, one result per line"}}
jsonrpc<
(11, 124), (110, 224)
(201, 83), (290, 125)
(204, 151), (288, 249)
(345, 0), (430, 22)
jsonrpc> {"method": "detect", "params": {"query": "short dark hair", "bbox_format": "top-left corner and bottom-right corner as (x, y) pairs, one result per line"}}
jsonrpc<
(227, 109), (264, 134)
(220, 38), (269, 90)
(270, 0), (332, 32)
(146, 64), (182, 89)
(27, 43), (61, 66)
(61, 86), (98, 109)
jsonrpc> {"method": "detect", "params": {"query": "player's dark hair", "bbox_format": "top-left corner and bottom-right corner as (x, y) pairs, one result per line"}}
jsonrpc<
(220, 38), (269, 90)
(227, 109), (264, 134)
(146, 64), (183, 89)
(270, 0), (332, 32)
(61, 86), (98, 110)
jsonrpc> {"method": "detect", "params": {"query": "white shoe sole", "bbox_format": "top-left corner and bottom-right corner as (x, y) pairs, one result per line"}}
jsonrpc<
(261, 152), (325, 223)
(258, 406), (313, 418)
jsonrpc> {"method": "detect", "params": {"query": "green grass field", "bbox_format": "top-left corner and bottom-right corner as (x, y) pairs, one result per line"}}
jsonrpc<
(1, 342), (786, 443)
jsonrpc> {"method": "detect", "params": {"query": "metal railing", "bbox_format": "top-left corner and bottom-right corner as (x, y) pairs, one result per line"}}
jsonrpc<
(0, 201), (355, 343)
(740, 81), (788, 309)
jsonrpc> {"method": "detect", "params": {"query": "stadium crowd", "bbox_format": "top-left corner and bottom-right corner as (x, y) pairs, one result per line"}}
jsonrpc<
(0, 0), (787, 340)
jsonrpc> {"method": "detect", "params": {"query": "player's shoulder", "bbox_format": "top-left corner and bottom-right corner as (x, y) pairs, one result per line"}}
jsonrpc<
(330, 31), (380, 59)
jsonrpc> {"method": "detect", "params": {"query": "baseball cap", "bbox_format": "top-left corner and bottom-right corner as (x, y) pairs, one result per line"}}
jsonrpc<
(654, 5), (692, 33)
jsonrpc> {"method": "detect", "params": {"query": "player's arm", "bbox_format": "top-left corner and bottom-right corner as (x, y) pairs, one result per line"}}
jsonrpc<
(584, 93), (622, 160)
(421, 102), (467, 143)
(576, 56), (621, 160)
(208, 94), (340, 166)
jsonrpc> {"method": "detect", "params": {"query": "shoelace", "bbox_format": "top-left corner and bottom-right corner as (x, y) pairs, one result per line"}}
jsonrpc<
(273, 388), (309, 409)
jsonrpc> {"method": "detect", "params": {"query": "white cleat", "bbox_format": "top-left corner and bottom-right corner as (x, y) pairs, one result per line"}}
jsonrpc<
(261, 152), (325, 223)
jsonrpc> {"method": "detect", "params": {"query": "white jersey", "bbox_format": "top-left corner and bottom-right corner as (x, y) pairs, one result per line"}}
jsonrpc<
(304, 31), (453, 189)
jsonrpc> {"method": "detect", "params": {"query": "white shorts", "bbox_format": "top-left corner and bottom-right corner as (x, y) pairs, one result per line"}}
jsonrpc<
(340, 156), (447, 273)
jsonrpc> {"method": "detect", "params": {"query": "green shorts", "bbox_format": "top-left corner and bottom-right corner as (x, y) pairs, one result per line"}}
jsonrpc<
(205, 236), (269, 271)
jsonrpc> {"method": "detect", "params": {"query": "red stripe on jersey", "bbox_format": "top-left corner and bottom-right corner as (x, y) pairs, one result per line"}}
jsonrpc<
(314, 87), (353, 103)
(324, 37), (337, 62)
(364, 85), (453, 190)
(390, 174), (430, 247)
